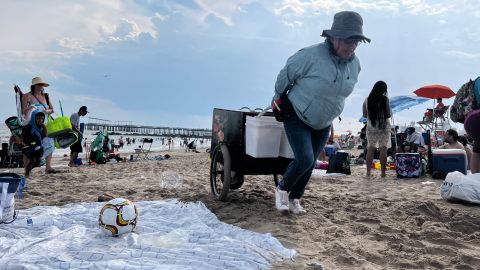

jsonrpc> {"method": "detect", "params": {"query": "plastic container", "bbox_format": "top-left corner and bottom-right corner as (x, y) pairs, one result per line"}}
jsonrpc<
(279, 128), (294, 158)
(432, 149), (467, 176)
(245, 116), (282, 158)
(324, 146), (335, 157)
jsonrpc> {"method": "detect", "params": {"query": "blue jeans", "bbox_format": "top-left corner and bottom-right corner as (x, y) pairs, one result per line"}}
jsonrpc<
(278, 108), (331, 199)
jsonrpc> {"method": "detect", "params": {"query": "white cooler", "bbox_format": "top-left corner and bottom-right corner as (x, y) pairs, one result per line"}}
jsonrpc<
(245, 116), (282, 158)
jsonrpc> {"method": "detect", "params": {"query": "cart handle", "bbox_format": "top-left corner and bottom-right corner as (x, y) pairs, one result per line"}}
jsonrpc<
(239, 107), (265, 112)
(257, 106), (272, 117)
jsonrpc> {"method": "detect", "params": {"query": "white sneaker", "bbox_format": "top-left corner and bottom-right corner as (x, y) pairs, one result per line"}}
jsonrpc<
(289, 199), (306, 215)
(275, 187), (289, 213)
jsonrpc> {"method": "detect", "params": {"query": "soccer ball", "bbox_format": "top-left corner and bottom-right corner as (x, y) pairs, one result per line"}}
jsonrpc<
(98, 198), (138, 236)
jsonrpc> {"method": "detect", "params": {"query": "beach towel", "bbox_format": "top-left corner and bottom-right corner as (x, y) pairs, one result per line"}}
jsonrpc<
(0, 199), (296, 269)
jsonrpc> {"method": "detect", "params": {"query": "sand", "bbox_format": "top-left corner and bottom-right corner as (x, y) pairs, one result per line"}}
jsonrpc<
(4, 149), (480, 270)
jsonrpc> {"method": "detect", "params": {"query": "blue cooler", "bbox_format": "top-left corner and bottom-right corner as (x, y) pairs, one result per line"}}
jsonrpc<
(432, 149), (467, 176)
(324, 145), (335, 157)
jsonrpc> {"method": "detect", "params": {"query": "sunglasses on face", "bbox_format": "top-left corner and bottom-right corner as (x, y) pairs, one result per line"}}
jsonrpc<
(339, 39), (361, 46)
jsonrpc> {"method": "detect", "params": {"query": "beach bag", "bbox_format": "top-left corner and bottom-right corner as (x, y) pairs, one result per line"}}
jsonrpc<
(54, 131), (79, 149)
(327, 151), (351, 175)
(4, 116), (23, 138)
(450, 77), (480, 123)
(272, 84), (294, 122)
(0, 173), (26, 224)
(395, 153), (421, 178)
(440, 171), (480, 204)
(46, 116), (72, 137)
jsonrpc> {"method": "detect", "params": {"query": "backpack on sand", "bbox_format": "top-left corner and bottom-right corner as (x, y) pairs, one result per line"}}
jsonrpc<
(327, 151), (351, 175)
(450, 77), (480, 123)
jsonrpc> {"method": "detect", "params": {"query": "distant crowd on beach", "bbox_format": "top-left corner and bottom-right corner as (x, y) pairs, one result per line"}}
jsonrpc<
(0, 76), (212, 177)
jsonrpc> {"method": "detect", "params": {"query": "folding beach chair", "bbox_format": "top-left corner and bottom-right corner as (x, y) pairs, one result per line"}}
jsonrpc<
(134, 138), (154, 160)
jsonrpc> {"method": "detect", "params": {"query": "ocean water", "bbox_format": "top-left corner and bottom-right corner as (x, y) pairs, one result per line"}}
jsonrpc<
(0, 124), (210, 158)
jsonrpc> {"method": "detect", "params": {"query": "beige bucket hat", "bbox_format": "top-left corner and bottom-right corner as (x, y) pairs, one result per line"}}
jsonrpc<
(31, 77), (49, 87)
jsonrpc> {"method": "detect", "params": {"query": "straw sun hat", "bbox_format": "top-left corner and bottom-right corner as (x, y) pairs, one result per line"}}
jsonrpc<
(31, 77), (49, 87)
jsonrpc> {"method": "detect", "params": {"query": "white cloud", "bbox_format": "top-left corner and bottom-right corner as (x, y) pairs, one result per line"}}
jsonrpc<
(194, 0), (257, 26)
(57, 38), (94, 55)
(102, 19), (143, 41)
(0, 0), (156, 63)
(400, 0), (449, 15)
(444, 50), (480, 60)
(274, 0), (399, 17)
(273, 0), (477, 18)
(282, 20), (303, 28)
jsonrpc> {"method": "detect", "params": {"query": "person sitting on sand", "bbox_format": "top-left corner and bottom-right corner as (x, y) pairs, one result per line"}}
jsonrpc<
(397, 127), (425, 153)
(21, 111), (47, 177)
(438, 129), (465, 151)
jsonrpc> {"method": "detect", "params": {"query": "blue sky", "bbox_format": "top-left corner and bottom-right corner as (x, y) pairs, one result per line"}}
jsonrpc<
(1, 0), (479, 133)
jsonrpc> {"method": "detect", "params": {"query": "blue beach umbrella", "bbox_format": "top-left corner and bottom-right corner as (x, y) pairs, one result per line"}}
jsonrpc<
(358, 95), (429, 122)
(389, 95), (430, 113)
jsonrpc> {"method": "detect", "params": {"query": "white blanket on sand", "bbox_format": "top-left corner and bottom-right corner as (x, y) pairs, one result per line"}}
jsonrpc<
(0, 200), (296, 269)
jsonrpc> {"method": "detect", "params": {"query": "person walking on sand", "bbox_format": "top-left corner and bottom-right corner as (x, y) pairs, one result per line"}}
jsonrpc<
(363, 81), (391, 178)
(69, 106), (88, 167)
(271, 11), (370, 214)
(21, 77), (56, 174)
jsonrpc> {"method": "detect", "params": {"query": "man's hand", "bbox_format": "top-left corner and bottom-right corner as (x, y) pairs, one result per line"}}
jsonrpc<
(272, 98), (282, 113)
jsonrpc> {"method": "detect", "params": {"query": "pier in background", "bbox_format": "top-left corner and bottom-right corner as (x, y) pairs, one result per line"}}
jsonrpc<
(85, 117), (211, 138)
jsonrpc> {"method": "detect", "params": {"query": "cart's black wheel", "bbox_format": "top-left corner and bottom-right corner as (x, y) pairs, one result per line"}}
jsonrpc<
(210, 144), (231, 201)
(229, 172), (244, 190)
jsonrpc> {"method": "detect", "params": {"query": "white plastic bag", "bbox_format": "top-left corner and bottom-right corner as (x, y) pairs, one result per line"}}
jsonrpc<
(440, 171), (480, 204)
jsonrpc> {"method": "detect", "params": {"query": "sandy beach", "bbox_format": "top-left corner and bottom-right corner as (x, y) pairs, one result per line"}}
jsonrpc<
(4, 148), (480, 270)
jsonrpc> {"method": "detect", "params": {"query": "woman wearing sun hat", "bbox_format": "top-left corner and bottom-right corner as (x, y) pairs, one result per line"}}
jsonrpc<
(21, 77), (55, 122)
(271, 11), (370, 214)
(21, 77), (57, 174)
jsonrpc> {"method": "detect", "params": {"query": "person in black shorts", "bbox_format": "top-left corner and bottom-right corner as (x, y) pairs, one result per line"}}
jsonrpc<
(69, 106), (88, 167)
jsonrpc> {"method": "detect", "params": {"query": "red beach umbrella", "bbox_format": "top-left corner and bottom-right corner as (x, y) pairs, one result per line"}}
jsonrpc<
(414, 85), (456, 99)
